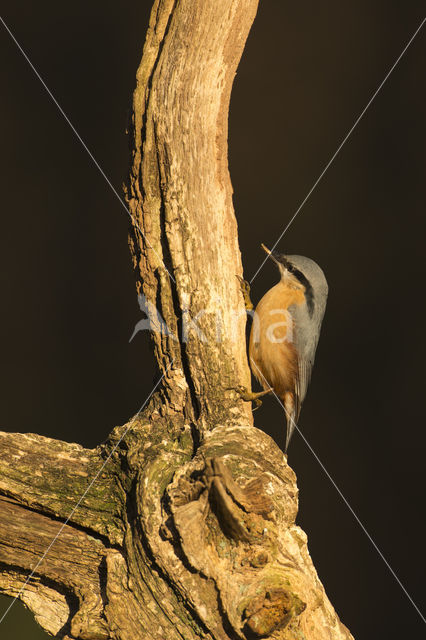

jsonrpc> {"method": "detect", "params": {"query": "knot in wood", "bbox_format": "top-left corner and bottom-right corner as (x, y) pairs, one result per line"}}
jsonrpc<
(243, 588), (306, 637)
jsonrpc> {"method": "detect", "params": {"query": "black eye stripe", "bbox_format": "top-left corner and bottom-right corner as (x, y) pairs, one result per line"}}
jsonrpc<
(272, 253), (315, 316)
(289, 266), (315, 317)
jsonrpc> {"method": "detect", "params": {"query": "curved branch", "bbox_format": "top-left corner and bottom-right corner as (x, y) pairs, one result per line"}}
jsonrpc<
(126, 0), (257, 430)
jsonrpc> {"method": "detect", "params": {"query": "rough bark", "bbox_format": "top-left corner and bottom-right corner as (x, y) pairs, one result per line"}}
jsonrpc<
(0, 1), (354, 639)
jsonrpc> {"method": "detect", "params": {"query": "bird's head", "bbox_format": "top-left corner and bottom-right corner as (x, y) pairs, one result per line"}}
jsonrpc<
(261, 244), (328, 314)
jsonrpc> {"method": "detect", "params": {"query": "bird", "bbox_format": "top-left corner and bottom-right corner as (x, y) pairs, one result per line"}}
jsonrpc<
(246, 244), (328, 452)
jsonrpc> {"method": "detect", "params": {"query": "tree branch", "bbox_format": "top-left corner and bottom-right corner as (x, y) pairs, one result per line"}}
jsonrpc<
(0, 431), (123, 543)
(126, 0), (256, 431)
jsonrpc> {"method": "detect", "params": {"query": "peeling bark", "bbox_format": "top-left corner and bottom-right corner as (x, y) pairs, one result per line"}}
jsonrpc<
(0, 1), (354, 639)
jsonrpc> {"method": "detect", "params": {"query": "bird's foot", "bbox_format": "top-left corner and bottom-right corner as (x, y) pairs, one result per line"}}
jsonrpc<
(233, 385), (273, 411)
(236, 275), (253, 311)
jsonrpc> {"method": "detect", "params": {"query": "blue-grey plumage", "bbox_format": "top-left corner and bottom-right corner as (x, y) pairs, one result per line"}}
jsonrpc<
(249, 247), (328, 452)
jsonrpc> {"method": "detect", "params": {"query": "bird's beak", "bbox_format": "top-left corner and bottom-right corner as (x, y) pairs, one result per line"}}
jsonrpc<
(261, 243), (281, 267)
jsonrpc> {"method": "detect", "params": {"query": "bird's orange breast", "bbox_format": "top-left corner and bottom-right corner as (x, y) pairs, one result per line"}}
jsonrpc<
(249, 281), (305, 398)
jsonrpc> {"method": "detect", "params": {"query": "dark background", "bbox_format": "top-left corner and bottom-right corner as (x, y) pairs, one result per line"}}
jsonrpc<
(0, 1), (425, 638)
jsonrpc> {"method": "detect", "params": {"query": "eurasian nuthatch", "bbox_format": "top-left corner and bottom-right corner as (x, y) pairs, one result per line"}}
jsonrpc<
(248, 245), (328, 452)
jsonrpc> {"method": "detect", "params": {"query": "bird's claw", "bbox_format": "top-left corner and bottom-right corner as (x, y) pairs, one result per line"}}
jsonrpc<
(232, 385), (273, 412)
(236, 275), (253, 311)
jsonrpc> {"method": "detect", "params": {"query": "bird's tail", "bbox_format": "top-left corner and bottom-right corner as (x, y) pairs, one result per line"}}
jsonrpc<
(284, 394), (297, 453)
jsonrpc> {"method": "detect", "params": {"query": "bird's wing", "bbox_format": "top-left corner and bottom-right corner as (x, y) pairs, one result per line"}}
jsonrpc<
(288, 303), (322, 422)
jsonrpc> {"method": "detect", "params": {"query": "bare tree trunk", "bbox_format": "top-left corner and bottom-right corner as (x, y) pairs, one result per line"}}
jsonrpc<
(0, 2), (354, 639)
